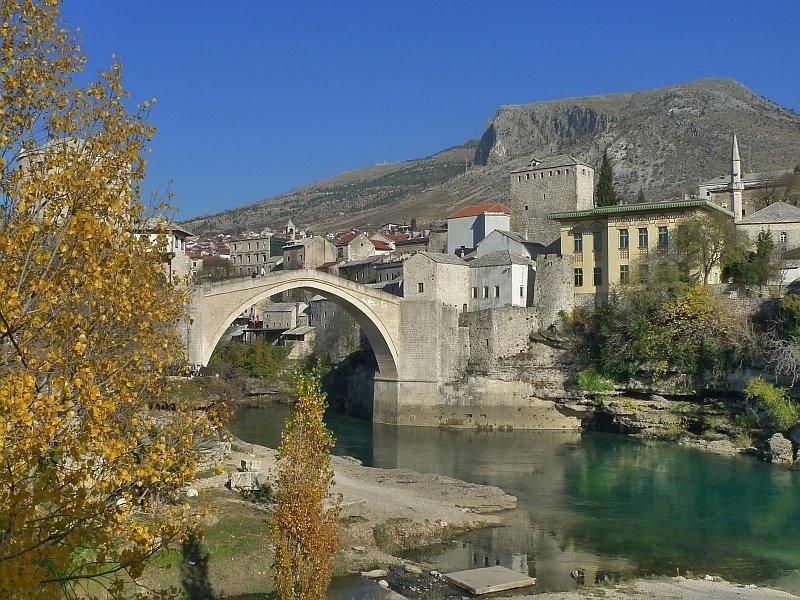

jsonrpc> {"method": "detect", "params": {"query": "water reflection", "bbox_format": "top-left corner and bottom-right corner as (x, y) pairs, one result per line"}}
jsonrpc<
(231, 407), (800, 593)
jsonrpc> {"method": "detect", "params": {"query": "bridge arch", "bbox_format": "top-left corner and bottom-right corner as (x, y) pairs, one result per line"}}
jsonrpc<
(188, 270), (402, 380)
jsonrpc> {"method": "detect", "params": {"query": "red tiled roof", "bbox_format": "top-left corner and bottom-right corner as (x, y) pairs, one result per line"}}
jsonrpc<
(447, 203), (511, 219)
(379, 232), (410, 242)
(334, 231), (361, 246)
(370, 239), (393, 251)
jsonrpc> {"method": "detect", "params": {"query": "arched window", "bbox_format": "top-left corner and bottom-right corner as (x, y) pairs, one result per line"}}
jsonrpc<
(780, 231), (788, 243)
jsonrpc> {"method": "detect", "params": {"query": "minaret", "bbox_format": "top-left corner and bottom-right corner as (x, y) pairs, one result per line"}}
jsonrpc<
(731, 134), (743, 221)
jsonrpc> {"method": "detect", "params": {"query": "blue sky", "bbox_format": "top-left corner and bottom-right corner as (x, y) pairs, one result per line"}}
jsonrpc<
(62, 1), (800, 219)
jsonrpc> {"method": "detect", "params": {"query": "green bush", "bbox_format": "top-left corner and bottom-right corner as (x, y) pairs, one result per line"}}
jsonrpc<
(577, 368), (615, 394)
(745, 377), (799, 431)
(732, 411), (759, 429)
(208, 339), (289, 379)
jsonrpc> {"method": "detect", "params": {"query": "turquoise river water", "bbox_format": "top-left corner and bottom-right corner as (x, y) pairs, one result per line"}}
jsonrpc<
(231, 405), (800, 595)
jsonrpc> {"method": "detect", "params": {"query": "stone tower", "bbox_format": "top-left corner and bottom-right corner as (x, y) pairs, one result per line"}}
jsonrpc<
(731, 134), (744, 221)
(509, 155), (594, 245)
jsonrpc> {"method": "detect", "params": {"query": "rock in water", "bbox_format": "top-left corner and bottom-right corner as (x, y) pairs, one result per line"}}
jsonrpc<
(767, 433), (794, 464)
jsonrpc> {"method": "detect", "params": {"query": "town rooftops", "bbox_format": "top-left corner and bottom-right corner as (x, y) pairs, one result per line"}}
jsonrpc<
(510, 154), (588, 174)
(469, 250), (536, 268)
(447, 203), (511, 219)
(699, 169), (794, 189)
(415, 251), (468, 265)
(282, 237), (315, 249)
(738, 201), (800, 225)
(370, 239), (393, 251)
(548, 199), (734, 221)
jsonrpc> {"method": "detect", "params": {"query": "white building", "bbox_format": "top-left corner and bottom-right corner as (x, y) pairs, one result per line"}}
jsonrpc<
(446, 203), (511, 256)
(136, 217), (193, 281)
(468, 251), (536, 310)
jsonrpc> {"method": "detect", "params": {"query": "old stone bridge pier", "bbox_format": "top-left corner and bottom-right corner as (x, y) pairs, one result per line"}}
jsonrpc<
(186, 270), (467, 426)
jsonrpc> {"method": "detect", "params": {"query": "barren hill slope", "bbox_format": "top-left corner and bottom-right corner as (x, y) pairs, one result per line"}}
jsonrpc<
(184, 78), (800, 236)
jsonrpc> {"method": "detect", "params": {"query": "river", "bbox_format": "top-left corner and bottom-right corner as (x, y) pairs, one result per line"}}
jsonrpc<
(231, 405), (800, 595)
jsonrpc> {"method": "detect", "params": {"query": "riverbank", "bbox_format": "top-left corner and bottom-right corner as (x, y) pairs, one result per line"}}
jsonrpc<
(141, 434), (515, 596)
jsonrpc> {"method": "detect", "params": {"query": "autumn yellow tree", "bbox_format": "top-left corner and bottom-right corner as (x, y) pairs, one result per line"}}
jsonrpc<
(0, 1), (219, 597)
(270, 367), (339, 600)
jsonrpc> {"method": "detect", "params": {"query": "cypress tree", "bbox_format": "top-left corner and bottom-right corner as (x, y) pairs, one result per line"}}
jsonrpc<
(596, 149), (618, 207)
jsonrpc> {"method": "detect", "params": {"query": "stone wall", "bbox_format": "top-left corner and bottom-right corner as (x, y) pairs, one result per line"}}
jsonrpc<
(533, 254), (575, 329)
(460, 306), (538, 373)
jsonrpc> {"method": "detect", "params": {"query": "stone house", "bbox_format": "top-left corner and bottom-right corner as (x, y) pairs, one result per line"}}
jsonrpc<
(402, 252), (470, 311)
(282, 236), (337, 270)
(446, 203), (510, 256)
(510, 155), (594, 245)
(334, 231), (375, 262)
(475, 229), (550, 259)
(549, 199), (733, 301)
(262, 301), (308, 331)
(468, 251), (536, 310)
(307, 295), (361, 360)
(375, 259), (404, 295)
(736, 201), (800, 251)
(229, 235), (273, 276)
(337, 254), (385, 284)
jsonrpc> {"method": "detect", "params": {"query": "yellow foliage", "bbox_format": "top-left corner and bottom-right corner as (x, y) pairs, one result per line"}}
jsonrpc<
(0, 1), (220, 597)
(270, 367), (339, 600)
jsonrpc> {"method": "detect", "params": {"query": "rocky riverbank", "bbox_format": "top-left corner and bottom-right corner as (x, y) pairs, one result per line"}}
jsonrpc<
(141, 435), (516, 596)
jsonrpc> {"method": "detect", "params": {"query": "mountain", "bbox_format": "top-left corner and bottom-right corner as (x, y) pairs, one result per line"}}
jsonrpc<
(183, 78), (800, 236)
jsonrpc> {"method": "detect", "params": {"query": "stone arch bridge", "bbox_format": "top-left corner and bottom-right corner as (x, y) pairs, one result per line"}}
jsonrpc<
(186, 269), (465, 425)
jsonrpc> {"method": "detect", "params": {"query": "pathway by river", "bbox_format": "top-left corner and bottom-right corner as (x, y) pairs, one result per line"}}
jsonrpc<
(231, 406), (800, 595)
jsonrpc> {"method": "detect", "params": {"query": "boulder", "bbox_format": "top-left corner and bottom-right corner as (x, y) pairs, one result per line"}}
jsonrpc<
(361, 569), (389, 579)
(766, 433), (794, 464)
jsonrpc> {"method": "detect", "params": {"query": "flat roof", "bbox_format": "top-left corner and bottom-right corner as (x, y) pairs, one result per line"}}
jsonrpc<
(549, 199), (734, 221)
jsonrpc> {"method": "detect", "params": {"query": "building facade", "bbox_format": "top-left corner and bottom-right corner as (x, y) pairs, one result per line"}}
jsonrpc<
(550, 200), (733, 300)
(446, 203), (511, 255)
(282, 236), (337, 270)
(230, 236), (273, 275)
(402, 252), (470, 311)
(510, 155), (594, 245)
(468, 251), (536, 310)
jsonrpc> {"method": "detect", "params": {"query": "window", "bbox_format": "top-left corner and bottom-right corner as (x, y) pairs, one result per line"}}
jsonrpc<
(472, 287), (478, 299)
(557, 169), (561, 175)
(574, 232), (583, 252)
(619, 229), (629, 249)
(520, 286), (524, 298)
(638, 228), (648, 248)
(549, 171), (552, 176)
(582, 168), (586, 175)
(593, 267), (603, 286)
(524, 205), (529, 211)
(494, 286), (500, 298)
(418, 282), (424, 293)
(463, 304), (467, 312)
(574, 268), (583, 287)
(526, 173), (530, 180)
(620, 265), (629, 283)
(517, 175), (521, 182)
(658, 226), (669, 248)
(482, 286), (489, 298)
(593, 231), (603, 252)
(781, 231), (788, 243)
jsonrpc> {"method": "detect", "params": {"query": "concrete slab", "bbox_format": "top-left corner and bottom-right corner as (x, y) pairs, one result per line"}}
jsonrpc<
(443, 566), (536, 595)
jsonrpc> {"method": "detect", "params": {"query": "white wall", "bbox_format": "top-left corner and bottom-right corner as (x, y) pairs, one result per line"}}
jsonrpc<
(469, 263), (533, 310)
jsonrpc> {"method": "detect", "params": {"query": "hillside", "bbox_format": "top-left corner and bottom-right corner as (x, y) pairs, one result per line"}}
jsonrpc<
(184, 78), (800, 236)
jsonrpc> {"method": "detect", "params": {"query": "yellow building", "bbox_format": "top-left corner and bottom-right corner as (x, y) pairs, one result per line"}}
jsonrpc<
(549, 200), (733, 300)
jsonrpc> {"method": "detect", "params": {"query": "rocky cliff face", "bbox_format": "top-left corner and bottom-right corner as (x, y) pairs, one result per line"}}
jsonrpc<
(184, 78), (800, 235)
(474, 78), (800, 200)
